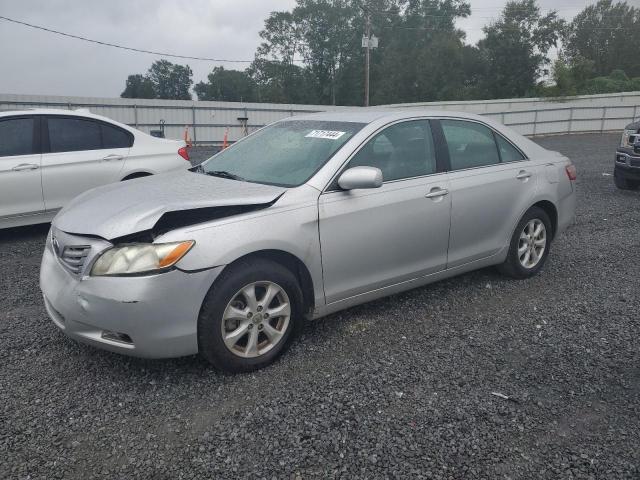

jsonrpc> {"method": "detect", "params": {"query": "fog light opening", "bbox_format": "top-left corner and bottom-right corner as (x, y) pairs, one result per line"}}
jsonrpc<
(101, 330), (133, 345)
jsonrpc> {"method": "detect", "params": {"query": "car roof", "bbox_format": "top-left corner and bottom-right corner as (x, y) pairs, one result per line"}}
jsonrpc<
(286, 108), (488, 124)
(0, 108), (106, 119)
(0, 108), (143, 135)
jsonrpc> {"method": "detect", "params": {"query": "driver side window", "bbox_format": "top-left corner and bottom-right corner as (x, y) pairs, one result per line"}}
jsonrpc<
(348, 120), (436, 182)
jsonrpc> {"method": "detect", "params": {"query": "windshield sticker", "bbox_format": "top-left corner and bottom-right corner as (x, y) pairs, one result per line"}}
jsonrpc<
(305, 130), (346, 140)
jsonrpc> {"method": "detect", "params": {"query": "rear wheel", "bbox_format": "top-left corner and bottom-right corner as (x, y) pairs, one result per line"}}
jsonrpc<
(198, 258), (303, 373)
(498, 207), (552, 279)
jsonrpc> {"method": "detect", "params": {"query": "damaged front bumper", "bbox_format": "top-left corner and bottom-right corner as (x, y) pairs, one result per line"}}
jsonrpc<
(40, 237), (223, 359)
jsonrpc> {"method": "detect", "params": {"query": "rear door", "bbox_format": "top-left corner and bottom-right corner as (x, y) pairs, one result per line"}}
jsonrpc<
(437, 119), (538, 268)
(0, 115), (44, 219)
(41, 116), (131, 212)
(319, 119), (451, 304)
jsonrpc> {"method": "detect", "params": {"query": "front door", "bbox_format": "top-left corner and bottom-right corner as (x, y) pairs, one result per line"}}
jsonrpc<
(319, 119), (451, 304)
(0, 116), (44, 219)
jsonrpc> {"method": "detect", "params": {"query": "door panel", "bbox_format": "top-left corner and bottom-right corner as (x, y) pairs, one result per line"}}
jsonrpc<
(438, 118), (538, 268)
(0, 153), (44, 218)
(41, 116), (127, 212)
(446, 162), (538, 268)
(319, 176), (451, 304)
(41, 149), (128, 211)
(0, 116), (44, 218)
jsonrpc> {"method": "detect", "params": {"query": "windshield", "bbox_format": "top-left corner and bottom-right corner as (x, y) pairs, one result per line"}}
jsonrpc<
(199, 120), (365, 187)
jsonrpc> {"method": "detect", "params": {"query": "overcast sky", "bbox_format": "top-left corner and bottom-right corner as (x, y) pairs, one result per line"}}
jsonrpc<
(0, 0), (595, 99)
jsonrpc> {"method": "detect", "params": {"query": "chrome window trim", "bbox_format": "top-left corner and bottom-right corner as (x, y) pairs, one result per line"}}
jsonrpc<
(436, 115), (529, 162)
(321, 116), (443, 194)
(321, 115), (531, 193)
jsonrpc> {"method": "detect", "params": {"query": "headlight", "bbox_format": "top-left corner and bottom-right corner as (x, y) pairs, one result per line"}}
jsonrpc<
(621, 129), (635, 147)
(90, 241), (195, 276)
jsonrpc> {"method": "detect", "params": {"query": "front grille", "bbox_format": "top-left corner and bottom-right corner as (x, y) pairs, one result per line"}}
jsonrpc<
(59, 245), (91, 274)
(630, 158), (640, 168)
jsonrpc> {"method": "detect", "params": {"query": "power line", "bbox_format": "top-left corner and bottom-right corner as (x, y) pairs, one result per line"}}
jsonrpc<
(0, 15), (262, 63)
(383, 24), (638, 31)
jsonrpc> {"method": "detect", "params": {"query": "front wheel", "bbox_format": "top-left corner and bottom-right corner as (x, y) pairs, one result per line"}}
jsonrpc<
(197, 258), (303, 373)
(614, 168), (639, 190)
(498, 207), (552, 279)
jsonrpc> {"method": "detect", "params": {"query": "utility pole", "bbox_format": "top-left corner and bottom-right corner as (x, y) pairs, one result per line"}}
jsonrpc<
(361, 5), (378, 107)
(364, 8), (371, 107)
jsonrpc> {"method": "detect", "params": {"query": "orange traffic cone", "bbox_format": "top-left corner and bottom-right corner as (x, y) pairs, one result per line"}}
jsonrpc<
(222, 127), (229, 149)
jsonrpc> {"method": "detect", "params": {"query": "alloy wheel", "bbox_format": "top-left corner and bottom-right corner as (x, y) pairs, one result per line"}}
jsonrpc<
(220, 281), (291, 358)
(518, 219), (546, 269)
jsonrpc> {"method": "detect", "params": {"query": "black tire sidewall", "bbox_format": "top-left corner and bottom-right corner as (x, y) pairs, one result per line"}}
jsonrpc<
(197, 259), (303, 373)
(614, 167), (638, 190)
(503, 207), (552, 279)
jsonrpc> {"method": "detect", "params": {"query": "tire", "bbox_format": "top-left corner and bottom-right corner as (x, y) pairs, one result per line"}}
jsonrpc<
(197, 258), (303, 373)
(498, 206), (552, 279)
(614, 168), (639, 190)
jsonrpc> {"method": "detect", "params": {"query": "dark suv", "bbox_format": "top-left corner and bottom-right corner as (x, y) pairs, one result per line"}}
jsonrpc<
(615, 121), (640, 190)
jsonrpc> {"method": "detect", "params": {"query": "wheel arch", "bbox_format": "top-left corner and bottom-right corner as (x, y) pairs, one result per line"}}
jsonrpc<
(219, 249), (316, 316)
(530, 200), (558, 239)
(121, 171), (153, 181)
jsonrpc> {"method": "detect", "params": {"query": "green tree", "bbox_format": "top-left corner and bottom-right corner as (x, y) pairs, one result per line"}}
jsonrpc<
(146, 60), (193, 100)
(565, 1), (640, 78)
(543, 56), (595, 97)
(478, 0), (564, 98)
(372, 0), (472, 104)
(294, 0), (360, 105)
(194, 67), (257, 102)
(250, 10), (319, 104)
(249, 59), (318, 104)
(120, 74), (156, 99)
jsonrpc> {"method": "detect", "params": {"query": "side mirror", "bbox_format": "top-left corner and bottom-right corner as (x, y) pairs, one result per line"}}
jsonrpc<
(338, 166), (383, 190)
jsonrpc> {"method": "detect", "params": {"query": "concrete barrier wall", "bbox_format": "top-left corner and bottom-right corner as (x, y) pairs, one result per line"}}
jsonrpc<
(1, 91), (638, 144)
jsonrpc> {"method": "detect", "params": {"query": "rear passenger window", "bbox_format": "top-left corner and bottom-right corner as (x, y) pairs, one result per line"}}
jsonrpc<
(441, 120), (500, 170)
(495, 133), (525, 162)
(0, 117), (34, 157)
(102, 124), (133, 149)
(348, 120), (436, 182)
(48, 117), (102, 153)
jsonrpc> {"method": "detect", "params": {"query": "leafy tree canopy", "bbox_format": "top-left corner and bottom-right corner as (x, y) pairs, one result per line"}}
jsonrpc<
(121, 74), (155, 99)
(194, 67), (257, 102)
(120, 60), (193, 100)
(122, 1), (640, 104)
(565, 0), (640, 78)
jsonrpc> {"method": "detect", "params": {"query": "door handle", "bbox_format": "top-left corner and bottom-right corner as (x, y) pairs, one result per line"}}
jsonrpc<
(12, 163), (39, 171)
(516, 170), (532, 180)
(425, 187), (449, 199)
(102, 154), (124, 161)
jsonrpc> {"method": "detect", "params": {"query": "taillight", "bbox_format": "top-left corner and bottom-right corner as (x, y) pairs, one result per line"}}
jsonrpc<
(565, 164), (577, 181)
(178, 146), (190, 161)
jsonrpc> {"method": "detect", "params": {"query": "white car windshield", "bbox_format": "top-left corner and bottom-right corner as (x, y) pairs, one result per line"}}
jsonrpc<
(199, 120), (365, 187)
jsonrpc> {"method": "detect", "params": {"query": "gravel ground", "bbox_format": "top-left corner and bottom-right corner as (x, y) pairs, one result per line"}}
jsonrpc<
(1, 133), (639, 479)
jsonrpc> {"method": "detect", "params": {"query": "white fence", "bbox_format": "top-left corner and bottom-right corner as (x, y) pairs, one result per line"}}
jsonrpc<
(1, 91), (638, 144)
(393, 92), (640, 137)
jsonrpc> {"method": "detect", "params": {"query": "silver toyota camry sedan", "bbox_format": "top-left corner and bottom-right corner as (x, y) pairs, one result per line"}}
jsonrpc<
(40, 110), (576, 372)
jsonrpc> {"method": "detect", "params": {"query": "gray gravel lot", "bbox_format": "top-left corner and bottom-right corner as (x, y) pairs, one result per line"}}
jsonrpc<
(1, 133), (639, 479)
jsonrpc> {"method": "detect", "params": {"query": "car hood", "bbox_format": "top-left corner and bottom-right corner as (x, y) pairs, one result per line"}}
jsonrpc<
(53, 170), (287, 240)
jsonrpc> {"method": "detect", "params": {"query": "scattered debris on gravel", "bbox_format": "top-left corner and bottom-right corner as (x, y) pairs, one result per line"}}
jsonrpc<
(1, 133), (638, 479)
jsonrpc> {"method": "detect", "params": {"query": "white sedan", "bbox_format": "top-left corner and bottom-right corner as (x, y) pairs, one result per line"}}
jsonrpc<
(0, 108), (191, 229)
